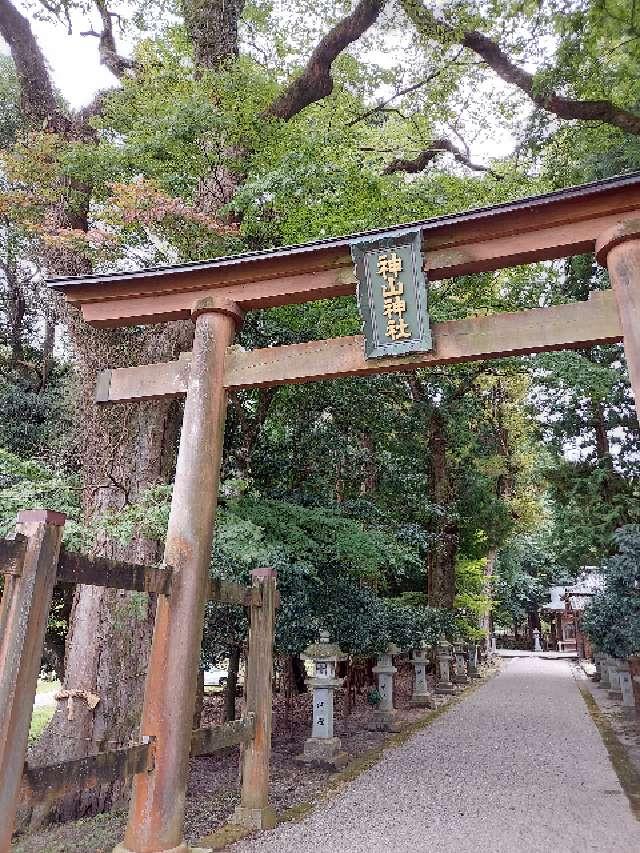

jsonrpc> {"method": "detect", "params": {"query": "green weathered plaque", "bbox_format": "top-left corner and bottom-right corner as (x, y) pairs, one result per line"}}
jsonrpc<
(351, 228), (432, 359)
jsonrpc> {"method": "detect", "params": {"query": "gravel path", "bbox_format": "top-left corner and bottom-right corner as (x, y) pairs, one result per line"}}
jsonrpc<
(233, 656), (639, 853)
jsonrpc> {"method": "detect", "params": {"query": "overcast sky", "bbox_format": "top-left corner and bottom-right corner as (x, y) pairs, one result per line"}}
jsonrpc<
(1, 5), (122, 108)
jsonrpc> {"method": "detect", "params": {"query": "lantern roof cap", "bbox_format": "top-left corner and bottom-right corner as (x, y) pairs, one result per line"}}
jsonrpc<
(302, 642), (346, 660)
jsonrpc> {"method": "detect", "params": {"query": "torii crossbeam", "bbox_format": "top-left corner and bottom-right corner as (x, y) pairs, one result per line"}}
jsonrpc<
(51, 173), (640, 853)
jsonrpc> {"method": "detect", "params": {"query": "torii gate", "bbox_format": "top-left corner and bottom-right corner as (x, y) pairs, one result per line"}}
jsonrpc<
(50, 172), (640, 853)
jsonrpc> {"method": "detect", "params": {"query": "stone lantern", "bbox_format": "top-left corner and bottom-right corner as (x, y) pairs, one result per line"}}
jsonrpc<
(369, 644), (401, 730)
(598, 657), (612, 690)
(608, 659), (623, 701)
(297, 631), (347, 768)
(532, 628), (542, 652)
(452, 641), (469, 686)
(593, 651), (606, 682)
(490, 635), (497, 660)
(410, 643), (435, 708)
(435, 638), (455, 695)
(617, 661), (635, 708)
(466, 641), (480, 679)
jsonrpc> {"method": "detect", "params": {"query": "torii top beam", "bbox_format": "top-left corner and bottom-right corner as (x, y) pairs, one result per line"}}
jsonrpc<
(50, 172), (640, 329)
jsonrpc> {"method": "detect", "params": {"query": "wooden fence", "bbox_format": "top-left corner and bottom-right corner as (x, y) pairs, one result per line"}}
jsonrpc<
(0, 509), (277, 851)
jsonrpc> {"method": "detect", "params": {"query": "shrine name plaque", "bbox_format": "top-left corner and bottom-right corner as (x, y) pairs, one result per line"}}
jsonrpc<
(351, 228), (432, 359)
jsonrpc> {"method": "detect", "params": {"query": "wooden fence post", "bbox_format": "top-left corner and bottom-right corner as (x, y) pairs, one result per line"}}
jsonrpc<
(0, 509), (66, 853)
(232, 567), (277, 830)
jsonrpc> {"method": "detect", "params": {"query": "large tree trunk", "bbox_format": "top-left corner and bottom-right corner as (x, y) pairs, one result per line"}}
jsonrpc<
(480, 547), (497, 640)
(24, 0), (242, 824)
(180, 0), (245, 71)
(427, 410), (458, 609)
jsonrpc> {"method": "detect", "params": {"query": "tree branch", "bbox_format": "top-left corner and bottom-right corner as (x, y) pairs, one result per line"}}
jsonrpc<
(383, 137), (500, 177)
(86, 0), (135, 79)
(267, 0), (386, 121)
(0, 0), (57, 124)
(461, 29), (640, 135)
(400, 0), (640, 137)
(347, 77), (434, 128)
(346, 50), (464, 129)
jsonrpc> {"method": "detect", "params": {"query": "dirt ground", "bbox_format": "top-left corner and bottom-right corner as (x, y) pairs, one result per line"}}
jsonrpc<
(12, 661), (441, 853)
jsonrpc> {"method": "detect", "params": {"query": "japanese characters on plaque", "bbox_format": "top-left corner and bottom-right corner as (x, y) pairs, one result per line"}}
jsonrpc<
(351, 228), (432, 359)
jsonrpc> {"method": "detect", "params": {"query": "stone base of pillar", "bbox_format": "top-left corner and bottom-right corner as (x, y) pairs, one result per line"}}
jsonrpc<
(366, 709), (402, 731)
(231, 805), (278, 831)
(608, 689), (623, 701)
(296, 736), (348, 769)
(435, 682), (456, 695)
(409, 692), (436, 708)
(452, 674), (469, 685)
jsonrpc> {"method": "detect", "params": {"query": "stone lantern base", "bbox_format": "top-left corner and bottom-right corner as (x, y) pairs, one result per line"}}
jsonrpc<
(435, 681), (456, 695)
(296, 736), (348, 769)
(452, 672), (469, 686)
(410, 691), (436, 709)
(366, 708), (402, 732)
(231, 805), (278, 831)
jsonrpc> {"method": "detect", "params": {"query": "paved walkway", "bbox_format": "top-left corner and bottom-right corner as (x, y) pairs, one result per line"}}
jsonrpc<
(234, 656), (639, 853)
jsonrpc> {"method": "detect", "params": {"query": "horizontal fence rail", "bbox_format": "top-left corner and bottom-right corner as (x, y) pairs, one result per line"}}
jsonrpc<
(208, 577), (261, 607)
(190, 714), (256, 757)
(19, 741), (155, 806)
(1, 542), (261, 607)
(18, 717), (257, 807)
(56, 549), (173, 595)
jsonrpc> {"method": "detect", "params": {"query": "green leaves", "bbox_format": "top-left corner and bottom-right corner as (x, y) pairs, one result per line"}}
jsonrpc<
(582, 526), (640, 658)
(0, 448), (84, 545)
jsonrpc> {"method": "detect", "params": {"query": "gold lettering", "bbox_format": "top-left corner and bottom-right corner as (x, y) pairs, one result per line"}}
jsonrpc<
(386, 317), (411, 340)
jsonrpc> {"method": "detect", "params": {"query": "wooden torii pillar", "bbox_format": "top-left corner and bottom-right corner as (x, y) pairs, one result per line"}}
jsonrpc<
(113, 297), (245, 853)
(597, 220), (640, 420)
(48, 174), (640, 853)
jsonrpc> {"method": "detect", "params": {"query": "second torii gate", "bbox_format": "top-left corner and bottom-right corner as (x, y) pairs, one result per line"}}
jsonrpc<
(51, 172), (640, 853)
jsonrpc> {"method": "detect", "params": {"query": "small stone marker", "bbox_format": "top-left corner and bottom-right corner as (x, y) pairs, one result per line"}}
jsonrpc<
(410, 643), (435, 708)
(435, 639), (456, 695)
(297, 631), (347, 769)
(467, 642), (481, 679)
(532, 629), (542, 652)
(618, 662), (635, 708)
(452, 641), (469, 685)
